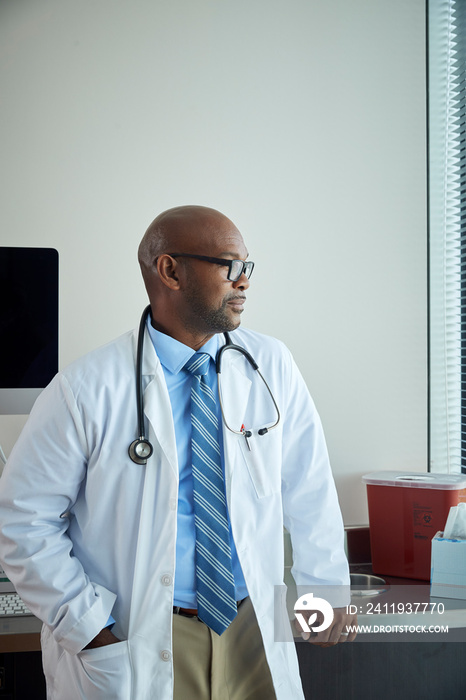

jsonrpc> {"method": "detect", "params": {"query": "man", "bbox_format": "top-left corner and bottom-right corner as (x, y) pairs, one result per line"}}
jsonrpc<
(0, 205), (355, 700)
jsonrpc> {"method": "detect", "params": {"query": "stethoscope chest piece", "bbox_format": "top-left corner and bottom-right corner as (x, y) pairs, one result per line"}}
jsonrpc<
(129, 437), (153, 465)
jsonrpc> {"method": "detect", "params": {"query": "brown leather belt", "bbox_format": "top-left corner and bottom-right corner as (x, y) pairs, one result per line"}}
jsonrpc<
(173, 606), (199, 618)
(173, 598), (246, 619)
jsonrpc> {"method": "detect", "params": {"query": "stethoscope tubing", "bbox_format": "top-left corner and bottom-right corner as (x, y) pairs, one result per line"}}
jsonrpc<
(216, 334), (259, 372)
(136, 305), (151, 439)
(129, 306), (280, 464)
(217, 333), (280, 437)
(128, 305), (154, 464)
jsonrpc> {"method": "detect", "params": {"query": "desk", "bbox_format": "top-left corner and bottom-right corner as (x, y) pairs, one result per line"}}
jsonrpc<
(0, 617), (44, 698)
(295, 565), (466, 699)
(0, 616), (42, 653)
(349, 563), (466, 639)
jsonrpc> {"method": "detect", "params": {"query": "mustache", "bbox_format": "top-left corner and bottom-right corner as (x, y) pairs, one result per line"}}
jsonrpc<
(225, 294), (246, 301)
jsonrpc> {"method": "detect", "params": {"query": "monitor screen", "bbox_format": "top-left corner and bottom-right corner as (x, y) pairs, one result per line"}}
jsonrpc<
(0, 247), (59, 414)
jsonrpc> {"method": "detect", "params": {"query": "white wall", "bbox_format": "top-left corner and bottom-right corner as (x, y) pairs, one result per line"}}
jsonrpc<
(0, 0), (427, 524)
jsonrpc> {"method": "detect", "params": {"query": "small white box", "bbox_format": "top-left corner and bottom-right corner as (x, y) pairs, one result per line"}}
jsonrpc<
(431, 531), (466, 600)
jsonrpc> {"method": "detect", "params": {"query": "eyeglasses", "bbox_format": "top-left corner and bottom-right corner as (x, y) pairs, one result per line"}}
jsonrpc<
(168, 253), (255, 282)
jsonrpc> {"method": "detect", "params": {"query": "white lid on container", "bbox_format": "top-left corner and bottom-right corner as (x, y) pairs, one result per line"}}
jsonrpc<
(362, 471), (466, 490)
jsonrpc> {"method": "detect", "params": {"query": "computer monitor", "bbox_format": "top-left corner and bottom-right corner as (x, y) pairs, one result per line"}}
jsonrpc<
(0, 247), (59, 415)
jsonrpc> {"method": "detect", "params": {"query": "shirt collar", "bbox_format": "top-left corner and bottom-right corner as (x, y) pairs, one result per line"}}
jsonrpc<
(146, 319), (221, 375)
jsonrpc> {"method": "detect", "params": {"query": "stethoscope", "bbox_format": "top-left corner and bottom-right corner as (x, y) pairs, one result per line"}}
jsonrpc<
(128, 305), (281, 465)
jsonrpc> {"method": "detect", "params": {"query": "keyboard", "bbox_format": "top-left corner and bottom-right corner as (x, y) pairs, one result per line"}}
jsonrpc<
(0, 593), (32, 617)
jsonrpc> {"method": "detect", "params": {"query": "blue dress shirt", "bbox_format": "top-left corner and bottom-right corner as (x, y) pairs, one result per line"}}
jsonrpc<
(146, 320), (248, 607)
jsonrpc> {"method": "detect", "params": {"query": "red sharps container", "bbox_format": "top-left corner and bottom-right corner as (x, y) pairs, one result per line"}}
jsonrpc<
(362, 471), (466, 580)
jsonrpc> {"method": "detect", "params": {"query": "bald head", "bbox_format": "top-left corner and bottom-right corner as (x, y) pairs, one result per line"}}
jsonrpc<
(138, 205), (239, 280)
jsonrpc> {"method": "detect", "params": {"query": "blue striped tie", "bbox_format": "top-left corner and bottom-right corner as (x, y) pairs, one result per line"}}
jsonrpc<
(184, 352), (237, 635)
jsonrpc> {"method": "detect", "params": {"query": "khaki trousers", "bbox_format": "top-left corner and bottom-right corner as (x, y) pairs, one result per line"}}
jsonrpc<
(173, 596), (276, 700)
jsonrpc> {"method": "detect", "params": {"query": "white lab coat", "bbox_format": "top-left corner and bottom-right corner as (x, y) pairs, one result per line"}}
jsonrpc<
(0, 326), (349, 700)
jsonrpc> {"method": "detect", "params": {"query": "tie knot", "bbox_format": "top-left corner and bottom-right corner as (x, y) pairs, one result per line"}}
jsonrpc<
(184, 352), (211, 377)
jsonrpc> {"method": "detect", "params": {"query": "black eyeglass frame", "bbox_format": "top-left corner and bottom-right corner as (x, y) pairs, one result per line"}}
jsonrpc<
(166, 253), (254, 282)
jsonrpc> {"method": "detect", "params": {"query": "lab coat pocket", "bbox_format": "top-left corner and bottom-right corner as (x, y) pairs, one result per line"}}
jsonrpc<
(43, 634), (132, 700)
(77, 641), (132, 699)
(238, 432), (281, 498)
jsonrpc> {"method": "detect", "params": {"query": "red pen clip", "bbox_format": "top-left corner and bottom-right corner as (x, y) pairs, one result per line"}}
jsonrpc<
(241, 424), (252, 451)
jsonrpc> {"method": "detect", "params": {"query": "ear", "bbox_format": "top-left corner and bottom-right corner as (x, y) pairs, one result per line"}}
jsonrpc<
(156, 254), (182, 291)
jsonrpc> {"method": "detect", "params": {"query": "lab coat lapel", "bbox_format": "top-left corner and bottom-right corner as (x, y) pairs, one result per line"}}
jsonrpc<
(218, 345), (252, 435)
(138, 327), (178, 474)
(218, 345), (253, 521)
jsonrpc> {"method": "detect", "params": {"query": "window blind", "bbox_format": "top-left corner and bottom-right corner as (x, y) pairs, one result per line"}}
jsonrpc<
(460, 2), (466, 473)
(429, 0), (466, 473)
